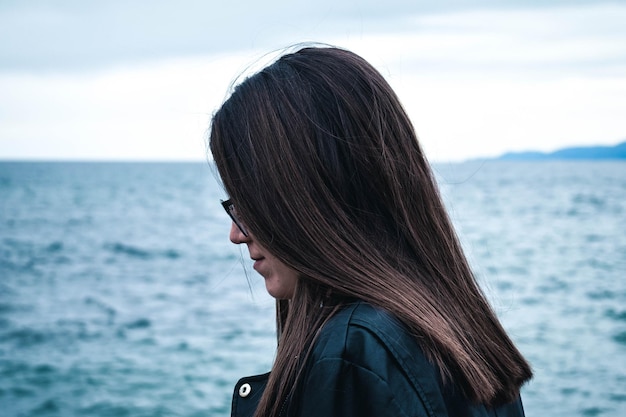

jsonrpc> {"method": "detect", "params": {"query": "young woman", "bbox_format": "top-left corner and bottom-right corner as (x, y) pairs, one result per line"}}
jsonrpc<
(210, 46), (532, 417)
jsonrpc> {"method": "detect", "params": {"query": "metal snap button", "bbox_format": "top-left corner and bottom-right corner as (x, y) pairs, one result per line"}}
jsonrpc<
(239, 383), (252, 398)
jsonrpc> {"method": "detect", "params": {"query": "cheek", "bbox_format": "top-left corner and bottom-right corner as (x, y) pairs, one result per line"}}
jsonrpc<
(283, 273), (298, 297)
(272, 265), (299, 299)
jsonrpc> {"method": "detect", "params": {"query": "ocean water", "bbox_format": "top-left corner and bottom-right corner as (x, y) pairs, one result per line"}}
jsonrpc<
(0, 161), (625, 417)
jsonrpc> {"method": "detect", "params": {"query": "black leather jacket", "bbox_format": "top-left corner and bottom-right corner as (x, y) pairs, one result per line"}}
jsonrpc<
(231, 302), (526, 417)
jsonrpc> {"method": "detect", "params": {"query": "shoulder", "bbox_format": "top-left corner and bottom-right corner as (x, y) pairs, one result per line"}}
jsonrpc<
(302, 302), (527, 417)
(313, 302), (436, 384)
(299, 302), (448, 417)
(312, 301), (420, 364)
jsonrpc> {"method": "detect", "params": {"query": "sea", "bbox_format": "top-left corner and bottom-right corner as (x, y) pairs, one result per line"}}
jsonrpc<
(0, 160), (625, 417)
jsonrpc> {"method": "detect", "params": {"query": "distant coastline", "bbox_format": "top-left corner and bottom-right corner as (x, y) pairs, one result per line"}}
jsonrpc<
(496, 140), (626, 160)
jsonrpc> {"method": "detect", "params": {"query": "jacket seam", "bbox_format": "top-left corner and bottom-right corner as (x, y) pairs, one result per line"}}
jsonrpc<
(347, 308), (439, 417)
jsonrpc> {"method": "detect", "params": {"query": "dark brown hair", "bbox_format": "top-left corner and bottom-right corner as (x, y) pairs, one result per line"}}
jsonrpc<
(210, 46), (532, 415)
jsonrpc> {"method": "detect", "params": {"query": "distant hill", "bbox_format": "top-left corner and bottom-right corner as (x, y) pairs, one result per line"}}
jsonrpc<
(498, 141), (626, 160)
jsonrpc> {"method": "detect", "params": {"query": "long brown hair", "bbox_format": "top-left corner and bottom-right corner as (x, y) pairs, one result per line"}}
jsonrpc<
(210, 46), (532, 415)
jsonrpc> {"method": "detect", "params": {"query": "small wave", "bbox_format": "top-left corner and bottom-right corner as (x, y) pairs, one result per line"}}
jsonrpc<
(84, 297), (117, 324)
(79, 403), (134, 416)
(0, 238), (69, 272)
(572, 193), (606, 208)
(33, 364), (56, 374)
(537, 276), (569, 294)
(585, 234), (605, 243)
(31, 398), (60, 414)
(0, 303), (17, 314)
(581, 407), (606, 417)
(56, 318), (103, 341)
(605, 308), (626, 322)
(45, 241), (63, 252)
(25, 367), (56, 389)
(0, 361), (58, 394)
(105, 242), (151, 259)
(587, 289), (616, 300)
(0, 328), (49, 348)
(104, 242), (181, 260)
(0, 361), (28, 378)
(610, 393), (626, 403)
(66, 216), (93, 226)
(520, 297), (540, 306)
(123, 318), (151, 330)
(612, 331), (626, 346)
(115, 318), (152, 340)
(163, 249), (181, 259)
(9, 386), (36, 398)
(0, 282), (17, 296)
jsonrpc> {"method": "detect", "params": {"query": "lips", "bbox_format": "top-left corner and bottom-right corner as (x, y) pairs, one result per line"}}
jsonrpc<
(252, 256), (265, 271)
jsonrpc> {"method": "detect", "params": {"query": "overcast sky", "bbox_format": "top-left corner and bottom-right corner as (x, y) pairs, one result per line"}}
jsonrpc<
(1, 0), (625, 162)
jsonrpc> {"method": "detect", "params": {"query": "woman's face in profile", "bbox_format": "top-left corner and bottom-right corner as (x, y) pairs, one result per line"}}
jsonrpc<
(229, 222), (298, 299)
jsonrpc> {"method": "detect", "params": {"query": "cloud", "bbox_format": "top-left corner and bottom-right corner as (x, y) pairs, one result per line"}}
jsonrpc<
(398, 74), (626, 161)
(0, 54), (248, 160)
(0, 0), (611, 72)
(340, 4), (626, 79)
(1, 1), (625, 161)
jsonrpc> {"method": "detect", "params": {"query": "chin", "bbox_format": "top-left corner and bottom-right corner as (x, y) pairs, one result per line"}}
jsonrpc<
(265, 285), (293, 300)
(266, 290), (289, 300)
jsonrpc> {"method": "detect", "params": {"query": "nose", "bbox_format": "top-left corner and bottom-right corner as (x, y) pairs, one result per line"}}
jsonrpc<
(229, 221), (249, 244)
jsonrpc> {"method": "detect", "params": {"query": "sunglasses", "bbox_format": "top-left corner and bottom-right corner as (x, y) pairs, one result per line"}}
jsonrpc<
(220, 199), (249, 237)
